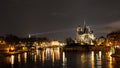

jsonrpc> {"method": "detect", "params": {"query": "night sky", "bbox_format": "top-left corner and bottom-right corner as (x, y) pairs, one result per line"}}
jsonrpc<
(0, 0), (120, 40)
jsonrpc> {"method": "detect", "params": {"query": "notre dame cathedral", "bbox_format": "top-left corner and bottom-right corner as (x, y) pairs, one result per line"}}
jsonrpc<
(75, 20), (95, 45)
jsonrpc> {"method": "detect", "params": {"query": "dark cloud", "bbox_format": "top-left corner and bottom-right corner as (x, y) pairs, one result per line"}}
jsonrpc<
(0, 0), (120, 40)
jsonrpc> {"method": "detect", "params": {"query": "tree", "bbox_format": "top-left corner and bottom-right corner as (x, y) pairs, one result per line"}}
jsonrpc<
(5, 34), (20, 44)
(106, 30), (120, 46)
(65, 37), (74, 45)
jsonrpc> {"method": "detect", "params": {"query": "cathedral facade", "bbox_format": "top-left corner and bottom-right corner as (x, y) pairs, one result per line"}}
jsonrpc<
(75, 21), (95, 45)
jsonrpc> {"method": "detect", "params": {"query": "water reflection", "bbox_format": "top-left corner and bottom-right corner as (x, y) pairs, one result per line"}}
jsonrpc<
(91, 51), (94, 68)
(42, 50), (45, 63)
(95, 51), (102, 68)
(62, 52), (67, 68)
(40, 47), (61, 63)
(34, 54), (37, 63)
(52, 51), (55, 63)
(10, 55), (14, 65)
(10, 55), (15, 68)
(1, 47), (120, 68)
(24, 52), (27, 63)
(106, 51), (114, 68)
(18, 54), (21, 63)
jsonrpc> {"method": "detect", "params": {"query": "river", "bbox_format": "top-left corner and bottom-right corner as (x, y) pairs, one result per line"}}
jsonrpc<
(0, 47), (120, 68)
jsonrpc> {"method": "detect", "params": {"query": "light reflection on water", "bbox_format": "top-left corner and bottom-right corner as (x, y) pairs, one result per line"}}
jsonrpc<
(91, 51), (94, 68)
(62, 52), (67, 68)
(95, 51), (102, 68)
(106, 51), (113, 68)
(18, 54), (21, 63)
(24, 52), (27, 63)
(10, 55), (14, 65)
(1, 48), (120, 68)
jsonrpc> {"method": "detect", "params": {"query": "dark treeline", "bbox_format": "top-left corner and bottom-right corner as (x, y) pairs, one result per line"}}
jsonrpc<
(0, 34), (49, 45)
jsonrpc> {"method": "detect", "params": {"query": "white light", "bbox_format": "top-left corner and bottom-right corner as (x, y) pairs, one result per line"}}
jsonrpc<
(11, 55), (14, 65)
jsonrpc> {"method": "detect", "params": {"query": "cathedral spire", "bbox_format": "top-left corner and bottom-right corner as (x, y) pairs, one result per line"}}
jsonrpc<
(83, 19), (86, 28)
(83, 19), (87, 33)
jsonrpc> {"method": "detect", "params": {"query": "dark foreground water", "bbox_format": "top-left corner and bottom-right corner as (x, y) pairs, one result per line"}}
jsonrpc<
(0, 47), (120, 68)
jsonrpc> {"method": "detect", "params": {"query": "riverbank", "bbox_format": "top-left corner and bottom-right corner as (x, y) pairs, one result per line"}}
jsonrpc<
(63, 45), (111, 51)
(111, 54), (120, 57)
(0, 50), (27, 57)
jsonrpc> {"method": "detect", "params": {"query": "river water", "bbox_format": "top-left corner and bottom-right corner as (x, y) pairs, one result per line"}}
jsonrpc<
(0, 47), (120, 68)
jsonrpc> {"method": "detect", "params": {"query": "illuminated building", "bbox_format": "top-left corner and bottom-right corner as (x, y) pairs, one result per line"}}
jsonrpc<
(105, 30), (120, 46)
(75, 20), (95, 45)
(96, 37), (105, 45)
(51, 41), (60, 46)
